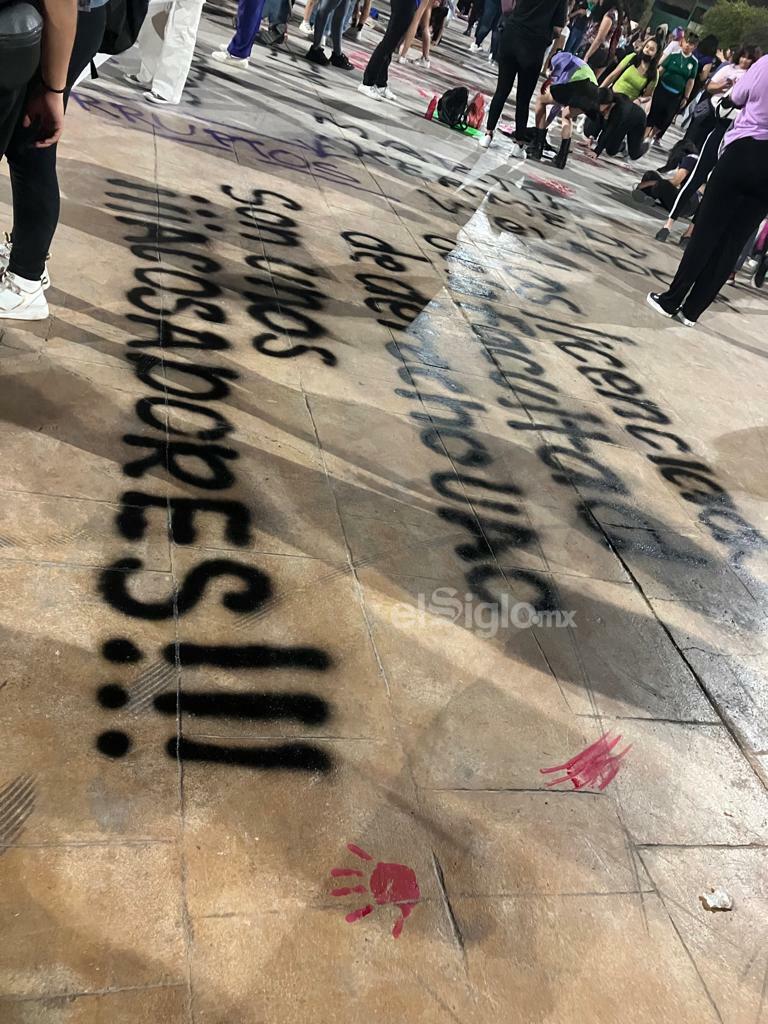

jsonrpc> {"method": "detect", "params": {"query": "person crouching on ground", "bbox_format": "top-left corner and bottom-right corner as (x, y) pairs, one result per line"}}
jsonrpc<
(528, 54), (610, 167)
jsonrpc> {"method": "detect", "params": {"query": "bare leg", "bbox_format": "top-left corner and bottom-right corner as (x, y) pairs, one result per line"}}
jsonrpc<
(560, 106), (573, 139)
(398, 0), (431, 58)
(534, 89), (553, 129)
(419, 3), (432, 58)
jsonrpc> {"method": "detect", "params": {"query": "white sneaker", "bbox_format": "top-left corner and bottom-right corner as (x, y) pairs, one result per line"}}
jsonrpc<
(509, 141), (527, 160)
(211, 49), (249, 67)
(298, 19), (312, 34)
(479, 133), (493, 149)
(0, 271), (49, 320)
(144, 91), (174, 105)
(377, 84), (397, 101)
(675, 310), (697, 327)
(357, 83), (382, 100)
(469, 40), (480, 52)
(397, 54), (408, 63)
(0, 234), (51, 290)
(412, 56), (431, 68)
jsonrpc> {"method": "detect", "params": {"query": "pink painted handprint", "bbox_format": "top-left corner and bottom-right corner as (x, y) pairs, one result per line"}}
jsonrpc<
(330, 843), (420, 939)
(541, 732), (631, 791)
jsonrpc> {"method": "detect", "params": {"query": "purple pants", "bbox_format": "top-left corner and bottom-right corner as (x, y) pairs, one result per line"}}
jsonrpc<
(228, 0), (269, 57)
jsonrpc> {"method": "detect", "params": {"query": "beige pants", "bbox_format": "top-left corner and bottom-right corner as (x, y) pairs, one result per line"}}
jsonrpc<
(135, 0), (205, 104)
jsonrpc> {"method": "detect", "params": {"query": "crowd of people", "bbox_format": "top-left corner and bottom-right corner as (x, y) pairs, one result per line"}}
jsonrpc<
(0, 0), (767, 324)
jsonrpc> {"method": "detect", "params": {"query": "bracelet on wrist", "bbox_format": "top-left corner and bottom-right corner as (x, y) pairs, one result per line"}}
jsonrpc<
(41, 78), (66, 94)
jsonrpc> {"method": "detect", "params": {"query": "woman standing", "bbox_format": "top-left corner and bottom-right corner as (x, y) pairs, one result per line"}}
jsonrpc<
(480, 0), (568, 154)
(581, 0), (620, 77)
(647, 55), (768, 325)
(397, 0), (436, 67)
(654, 46), (759, 242)
(0, 0), (107, 319)
(600, 35), (660, 101)
(359, 0), (416, 99)
(644, 31), (698, 144)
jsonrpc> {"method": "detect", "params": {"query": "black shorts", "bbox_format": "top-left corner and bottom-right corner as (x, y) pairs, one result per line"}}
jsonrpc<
(550, 78), (600, 117)
(647, 86), (681, 131)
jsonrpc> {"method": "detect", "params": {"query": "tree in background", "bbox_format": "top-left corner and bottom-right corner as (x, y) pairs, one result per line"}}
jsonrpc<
(702, 0), (768, 50)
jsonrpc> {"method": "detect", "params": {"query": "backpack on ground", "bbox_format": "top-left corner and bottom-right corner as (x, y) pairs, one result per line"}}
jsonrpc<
(466, 92), (485, 129)
(436, 87), (469, 129)
(100, 0), (149, 55)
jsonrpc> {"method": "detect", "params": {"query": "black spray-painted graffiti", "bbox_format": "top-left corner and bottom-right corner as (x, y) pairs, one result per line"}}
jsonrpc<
(225, 186), (337, 365)
(342, 220), (764, 611)
(342, 229), (555, 612)
(95, 178), (335, 772)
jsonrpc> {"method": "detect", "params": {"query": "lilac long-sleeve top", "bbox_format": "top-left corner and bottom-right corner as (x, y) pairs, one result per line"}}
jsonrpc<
(724, 54), (768, 149)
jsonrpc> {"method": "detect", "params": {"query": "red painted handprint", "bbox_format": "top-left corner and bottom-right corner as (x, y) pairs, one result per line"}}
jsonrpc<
(330, 843), (420, 939)
(540, 732), (631, 791)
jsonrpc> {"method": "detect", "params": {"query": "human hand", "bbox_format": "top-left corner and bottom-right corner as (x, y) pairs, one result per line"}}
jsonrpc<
(23, 89), (66, 148)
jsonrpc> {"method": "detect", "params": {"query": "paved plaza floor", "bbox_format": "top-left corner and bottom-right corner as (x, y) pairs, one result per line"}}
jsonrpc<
(1, 8), (768, 1022)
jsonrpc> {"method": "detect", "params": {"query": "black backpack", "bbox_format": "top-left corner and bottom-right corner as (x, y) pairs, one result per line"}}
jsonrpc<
(100, 0), (149, 54)
(0, 0), (42, 91)
(436, 87), (469, 129)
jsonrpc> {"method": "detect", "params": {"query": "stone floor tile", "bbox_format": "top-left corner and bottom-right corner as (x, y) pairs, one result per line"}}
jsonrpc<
(453, 893), (722, 1024)
(640, 845), (768, 1024)
(0, 985), (188, 1024)
(0, 843), (186, 999)
(611, 720), (768, 845)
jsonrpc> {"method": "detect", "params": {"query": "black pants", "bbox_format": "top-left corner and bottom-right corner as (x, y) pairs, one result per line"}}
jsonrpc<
(659, 137), (768, 321)
(0, 87), (26, 159)
(5, 6), (106, 280)
(639, 170), (692, 214)
(667, 119), (729, 223)
(431, 5), (448, 42)
(487, 26), (544, 139)
(682, 105), (714, 152)
(647, 84), (681, 133)
(363, 0), (414, 86)
(596, 95), (646, 159)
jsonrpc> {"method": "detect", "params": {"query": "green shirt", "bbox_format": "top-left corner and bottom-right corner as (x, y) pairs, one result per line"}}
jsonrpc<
(660, 51), (698, 95)
(613, 53), (658, 100)
(571, 64), (598, 85)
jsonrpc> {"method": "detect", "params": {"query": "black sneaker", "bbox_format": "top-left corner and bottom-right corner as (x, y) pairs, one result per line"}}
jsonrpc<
(678, 234), (690, 249)
(306, 45), (329, 65)
(646, 292), (676, 318)
(655, 226), (670, 242)
(330, 51), (354, 69)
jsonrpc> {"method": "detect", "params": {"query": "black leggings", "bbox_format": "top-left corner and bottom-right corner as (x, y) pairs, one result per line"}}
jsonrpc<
(5, 6), (106, 280)
(658, 137), (768, 321)
(595, 95), (646, 158)
(646, 84), (681, 133)
(363, 0), (414, 86)
(487, 27), (544, 139)
(666, 119), (729, 223)
(639, 170), (692, 214)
